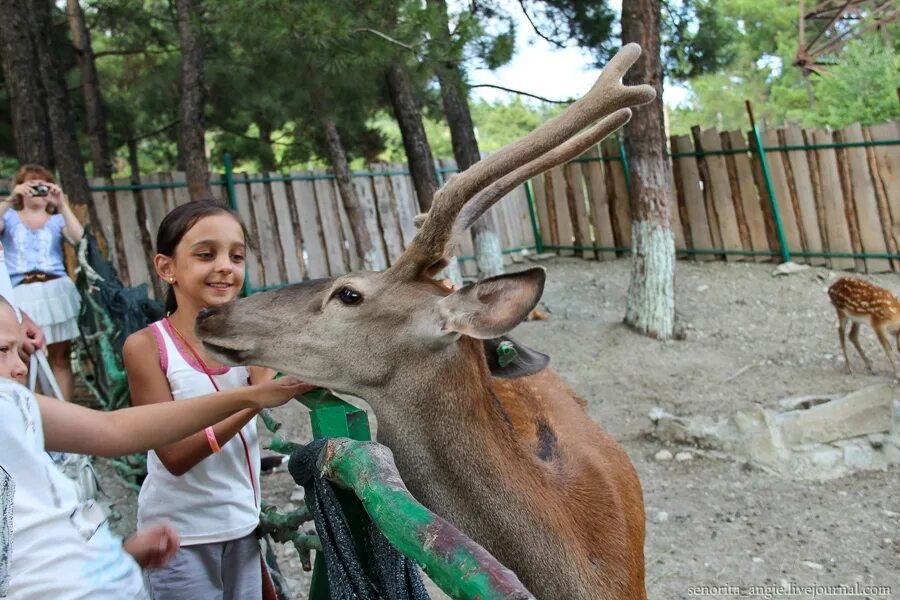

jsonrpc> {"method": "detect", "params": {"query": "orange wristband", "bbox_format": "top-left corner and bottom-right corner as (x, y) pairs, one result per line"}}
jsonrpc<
(205, 427), (221, 453)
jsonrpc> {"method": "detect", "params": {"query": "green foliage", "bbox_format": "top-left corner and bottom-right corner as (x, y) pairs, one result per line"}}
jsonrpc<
(664, 0), (739, 79)
(88, 0), (182, 173)
(371, 96), (564, 164)
(521, 0), (735, 78)
(15, 0), (894, 180)
(805, 38), (900, 128)
(667, 0), (900, 133)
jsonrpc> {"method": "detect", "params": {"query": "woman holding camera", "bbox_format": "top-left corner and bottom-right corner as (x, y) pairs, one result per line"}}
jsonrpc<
(0, 164), (84, 401)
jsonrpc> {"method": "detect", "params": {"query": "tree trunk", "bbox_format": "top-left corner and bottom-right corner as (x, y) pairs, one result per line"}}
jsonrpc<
(0, 0), (53, 166)
(175, 0), (212, 200)
(28, 0), (98, 226)
(321, 116), (377, 270)
(67, 0), (112, 178)
(257, 120), (277, 172)
(385, 62), (437, 212)
(621, 0), (676, 340)
(433, 0), (502, 279)
(128, 137), (162, 299)
(127, 137), (141, 182)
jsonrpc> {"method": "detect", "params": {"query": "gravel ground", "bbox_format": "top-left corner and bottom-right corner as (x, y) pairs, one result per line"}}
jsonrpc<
(98, 256), (900, 599)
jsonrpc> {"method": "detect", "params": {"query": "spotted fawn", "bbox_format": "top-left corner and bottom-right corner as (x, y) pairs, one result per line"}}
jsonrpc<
(827, 277), (900, 377)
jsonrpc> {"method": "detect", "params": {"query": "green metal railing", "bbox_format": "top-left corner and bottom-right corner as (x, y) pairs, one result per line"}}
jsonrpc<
(262, 388), (534, 600)
(223, 131), (898, 293)
(544, 133), (900, 265)
(750, 125), (792, 263)
(5, 132), (897, 293)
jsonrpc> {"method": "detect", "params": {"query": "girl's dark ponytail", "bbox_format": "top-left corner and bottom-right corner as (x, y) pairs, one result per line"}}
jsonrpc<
(164, 287), (178, 315)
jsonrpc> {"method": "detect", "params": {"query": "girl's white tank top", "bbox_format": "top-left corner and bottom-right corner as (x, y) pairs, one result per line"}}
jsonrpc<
(136, 319), (260, 545)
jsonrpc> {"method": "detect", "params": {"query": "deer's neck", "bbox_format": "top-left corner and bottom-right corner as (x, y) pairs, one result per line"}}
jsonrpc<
(377, 336), (508, 451)
(371, 336), (559, 528)
(366, 337), (646, 600)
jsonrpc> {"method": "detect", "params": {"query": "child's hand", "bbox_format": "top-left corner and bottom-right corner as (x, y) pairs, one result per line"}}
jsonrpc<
(123, 524), (180, 569)
(250, 376), (315, 408)
(19, 311), (47, 356)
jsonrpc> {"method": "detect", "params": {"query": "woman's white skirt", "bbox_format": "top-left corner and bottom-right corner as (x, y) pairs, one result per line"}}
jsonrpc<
(13, 276), (81, 345)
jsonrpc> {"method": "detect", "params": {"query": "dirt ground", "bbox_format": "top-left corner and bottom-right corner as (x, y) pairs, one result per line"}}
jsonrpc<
(99, 256), (900, 599)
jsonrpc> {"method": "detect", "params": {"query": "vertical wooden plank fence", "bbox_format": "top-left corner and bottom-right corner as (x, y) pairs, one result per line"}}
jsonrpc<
(28, 119), (894, 297)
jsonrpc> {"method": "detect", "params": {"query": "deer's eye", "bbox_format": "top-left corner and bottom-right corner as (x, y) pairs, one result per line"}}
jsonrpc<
(335, 286), (363, 306)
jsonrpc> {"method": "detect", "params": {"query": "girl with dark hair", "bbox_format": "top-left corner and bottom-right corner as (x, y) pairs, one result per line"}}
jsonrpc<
(0, 164), (84, 401)
(122, 200), (314, 599)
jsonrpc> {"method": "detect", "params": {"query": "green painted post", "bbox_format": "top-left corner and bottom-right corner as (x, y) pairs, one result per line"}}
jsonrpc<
(297, 389), (373, 600)
(750, 126), (791, 263)
(223, 153), (251, 297)
(435, 160), (446, 187)
(320, 440), (535, 599)
(524, 181), (544, 254)
(616, 136), (632, 192)
(223, 152), (238, 212)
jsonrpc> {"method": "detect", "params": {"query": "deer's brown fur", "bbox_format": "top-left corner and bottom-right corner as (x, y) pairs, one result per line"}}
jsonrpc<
(196, 44), (655, 599)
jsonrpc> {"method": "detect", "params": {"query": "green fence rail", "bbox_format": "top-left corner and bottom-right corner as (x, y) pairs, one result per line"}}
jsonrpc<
(4, 132), (897, 296)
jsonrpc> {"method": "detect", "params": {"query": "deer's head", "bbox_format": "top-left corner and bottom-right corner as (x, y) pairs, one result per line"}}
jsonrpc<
(195, 44), (654, 399)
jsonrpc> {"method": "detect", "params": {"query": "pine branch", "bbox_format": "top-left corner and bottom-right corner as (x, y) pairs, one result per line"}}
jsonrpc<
(354, 28), (422, 57)
(94, 47), (177, 59)
(516, 0), (567, 50)
(468, 84), (572, 104)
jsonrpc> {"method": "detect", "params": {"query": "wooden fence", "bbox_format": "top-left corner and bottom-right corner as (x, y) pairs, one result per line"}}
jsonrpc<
(46, 167), (537, 298)
(2, 120), (896, 299)
(529, 120), (900, 274)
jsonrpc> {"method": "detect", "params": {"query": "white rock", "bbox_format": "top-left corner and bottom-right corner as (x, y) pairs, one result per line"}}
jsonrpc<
(656, 511), (669, 523)
(802, 560), (824, 571)
(675, 451), (694, 461)
(752, 556), (764, 563)
(655, 449), (674, 461)
(773, 262), (810, 276)
(290, 488), (305, 502)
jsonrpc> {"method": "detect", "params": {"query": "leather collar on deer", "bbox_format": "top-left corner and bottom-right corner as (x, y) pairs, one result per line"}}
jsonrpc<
(482, 336), (550, 379)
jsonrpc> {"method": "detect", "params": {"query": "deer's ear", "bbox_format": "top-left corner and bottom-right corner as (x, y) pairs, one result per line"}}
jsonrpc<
(438, 268), (545, 339)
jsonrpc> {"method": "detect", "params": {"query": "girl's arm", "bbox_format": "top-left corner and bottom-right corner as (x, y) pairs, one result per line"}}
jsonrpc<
(0, 186), (23, 234)
(37, 375), (304, 457)
(121, 328), (278, 475)
(0, 200), (10, 234)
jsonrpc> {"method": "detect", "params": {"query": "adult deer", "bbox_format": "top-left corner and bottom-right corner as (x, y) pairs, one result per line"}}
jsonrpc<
(197, 44), (655, 599)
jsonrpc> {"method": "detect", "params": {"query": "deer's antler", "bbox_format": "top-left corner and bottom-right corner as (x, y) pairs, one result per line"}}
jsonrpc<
(453, 108), (632, 239)
(389, 43), (655, 279)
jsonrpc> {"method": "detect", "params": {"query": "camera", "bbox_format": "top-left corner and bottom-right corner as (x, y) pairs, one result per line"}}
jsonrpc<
(31, 184), (49, 197)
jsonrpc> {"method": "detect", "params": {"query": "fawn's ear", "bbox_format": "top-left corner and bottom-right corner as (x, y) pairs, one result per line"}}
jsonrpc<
(438, 268), (545, 339)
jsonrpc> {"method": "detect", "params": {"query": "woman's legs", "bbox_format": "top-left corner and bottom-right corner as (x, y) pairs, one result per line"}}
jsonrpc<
(47, 340), (74, 401)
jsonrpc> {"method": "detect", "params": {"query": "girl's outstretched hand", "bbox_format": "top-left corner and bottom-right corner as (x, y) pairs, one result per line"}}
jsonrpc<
(250, 376), (315, 408)
(124, 524), (180, 569)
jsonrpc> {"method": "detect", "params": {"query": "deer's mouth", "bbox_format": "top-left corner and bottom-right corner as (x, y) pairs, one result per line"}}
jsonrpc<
(200, 340), (249, 365)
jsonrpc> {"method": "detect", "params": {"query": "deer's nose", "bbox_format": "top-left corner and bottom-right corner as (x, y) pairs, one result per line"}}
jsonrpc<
(197, 306), (219, 322)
